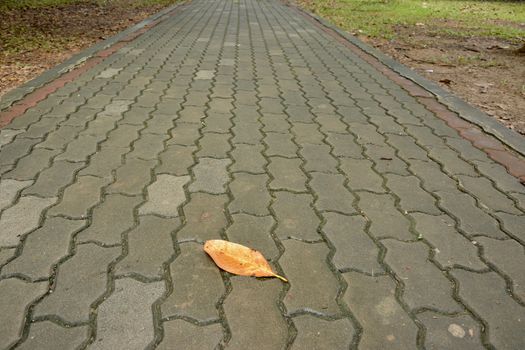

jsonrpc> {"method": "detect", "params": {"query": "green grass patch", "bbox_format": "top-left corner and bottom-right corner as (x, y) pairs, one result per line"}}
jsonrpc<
(297, 0), (525, 41)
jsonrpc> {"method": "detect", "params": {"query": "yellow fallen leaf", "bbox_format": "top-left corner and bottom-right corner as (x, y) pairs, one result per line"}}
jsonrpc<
(203, 240), (288, 282)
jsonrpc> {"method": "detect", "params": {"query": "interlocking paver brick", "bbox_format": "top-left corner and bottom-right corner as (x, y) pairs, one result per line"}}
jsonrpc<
(0, 179), (33, 211)
(36, 125), (82, 150)
(457, 175), (522, 214)
(231, 121), (264, 145)
(116, 215), (179, 278)
(437, 190), (507, 238)
(156, 145), (196, 176)
(339, 158), (384, 192)
(358, 192), (413, 240)
(261, 113), (290, 133)
(4, 148), (59, 180)
(386, 174), (441, 214)
(411, 213), (485, 269)
(0, 196), (57, 246)
(78, 194), (141, 245)
(2, 217), (86, 280)
(418, 312), (483, 350)
(268, 157), (307, 192)
(91, 278), (164, 350)
(299, 143), (338, 173)
(325, 132), (363, 158)
(0, 129), (23, 150)
(229, 173), (271, 216)
(0, 137), (41, 167)
(365, 144), (410, 175)
(383, 240), (461, 312)
(196, 133), (231, 158)
(310, 172), (356, 214)
(139, 175), (189, 217)
(322, 213), (382, 273)
(158, 321), (223, 350)
(495, 213), (525, 243)
(176, 193), (228, 241)
(189, 158), (231, 194)
(0, 279), (47, 349)
(476, 237), (525, 301)
(343, 272), (418, 350)
(18, 321), (88, 350)
(107, 157), (155, 195)
(264, 132), (297, 157)
(292, 122), (324, 145)
(24, 160), (84, 197)
(451, 270), (525, 350)
(128, 133), (169, 160)
(226, 214), (278, 260)
(281, 240), (341, 316)
(34, 243), (120, 322)
(161, 242), (224, 321)
(224, 277), (287, 349)
(48, 176), (109, 218)
(291, 315), (355, 350)
(0, 247), (16, 265)
(272, 192), (320, 241)
(55, 135), (100, 162)
(230, 144), (266, 173)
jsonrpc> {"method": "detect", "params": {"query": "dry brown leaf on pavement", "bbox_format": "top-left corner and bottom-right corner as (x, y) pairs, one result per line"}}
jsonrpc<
(203, 240), (288, 282)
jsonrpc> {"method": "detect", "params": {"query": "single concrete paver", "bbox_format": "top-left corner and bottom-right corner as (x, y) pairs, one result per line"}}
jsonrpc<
(1, 0), (525, 348)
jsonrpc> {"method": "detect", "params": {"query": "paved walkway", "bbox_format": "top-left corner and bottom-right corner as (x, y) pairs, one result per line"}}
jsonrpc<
(1, 0), (525, 349)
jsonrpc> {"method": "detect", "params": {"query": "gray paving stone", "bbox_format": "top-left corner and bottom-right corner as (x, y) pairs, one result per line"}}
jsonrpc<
(322, 213), (382, 273)
(383, 240), (460, 312)
(325, 132), (363, 158)
(156, 145), (196, 176)
(34, 243), (120, 322)
(226, 214), (278, 260)
(229, 173), (271, 216)
(0, 129), (23, 150)
(340, 158), (384, 192)
(48, 176), (109, 218)
(281, 240), (341, 316)
(189, 158), (231, 194)
(55, 135), (100, 162)
(358, 192), (413, 240)
(476, 237), (525, 301)
(36, 125), (82, 150)
(261, 113), (290, 133)
(102, 124), (141, 148)
(365, 144), (410, 175)
(0, 279), (48, 349)
(437, 191), (507, 239)
(4, 148), (60, 181)
(107, 157), (155, 195)
(0, 137), (41, 167)
(472, 160), (525, 195)
(411, 213), (485, 270)
(408, 159), (458, 193)
(0, 179), (33, 212)
(128, 133), (168, 160)
(224, 277), (288, 350)
(386, 134), (428, 161)
(264, 132), (297, 157)
(300, 143), (338, 173)
(386, 174), (441, 214)
(0, 247), (16, 265)
(162, 242), (224, 321)
(116, 215), (179, 278)
(196, 133), (231, 158)
(273, 192), (321, 241)
(419, 312), (484, 350)
(343, 272), (418, 350)
(292, 122), (324, 145)
(496, 213), (525, 243)
(158, 321), (223, 350)
(92, 278), (164, 350)
(2, 217), (86, 280)
(230, 144), (266, 173)
(451, 270), (525, 350)
(18, 321), (88, 350)
(0, 196), (57, 246)
(428, 146), (477, 176)
(24, 160), (84, 197)
(268, 157), (307, 192)
(291, 315), (355, 350)
(457, 175), (522, 214)
(177, 193), (228, 241)
(139, 175), (189, 217)
(78, 194), (141, 245)
(310, 172), (356, 214)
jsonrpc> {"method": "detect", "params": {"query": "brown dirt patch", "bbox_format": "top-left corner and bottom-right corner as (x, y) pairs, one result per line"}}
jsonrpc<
(0, 1), (174, 98)
(359, 22), (525, 135)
